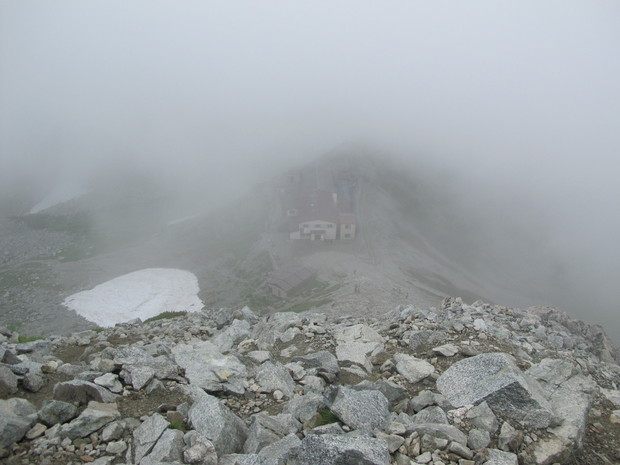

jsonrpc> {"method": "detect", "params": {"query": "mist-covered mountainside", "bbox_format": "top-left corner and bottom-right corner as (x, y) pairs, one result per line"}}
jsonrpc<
(0, 152), (616, 345)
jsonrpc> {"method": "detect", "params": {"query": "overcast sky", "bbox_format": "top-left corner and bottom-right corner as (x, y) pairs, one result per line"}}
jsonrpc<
(1, 1), (620, 332)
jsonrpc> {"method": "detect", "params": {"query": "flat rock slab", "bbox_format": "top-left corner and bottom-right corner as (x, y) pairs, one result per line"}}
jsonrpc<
(436, 353), (554, 428)
(325, 386), (390, 432)
(133, 414), (170, 464)
(256, 361), (295, 398)
(394, 354), (434, 384)
(288, 434), (390, 465)
(53, 380), (118, 405)
(188, 393), (248, 455)
(61, 401), (120, 440)
(172, 341), (247, 395)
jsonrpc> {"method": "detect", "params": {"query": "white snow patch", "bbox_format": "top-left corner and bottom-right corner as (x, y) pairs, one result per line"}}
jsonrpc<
(29, 182), (89, 214)
(63, 268), (204, 327)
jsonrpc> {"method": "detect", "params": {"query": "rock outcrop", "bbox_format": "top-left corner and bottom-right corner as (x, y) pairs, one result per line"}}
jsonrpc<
(0, 298), (619, 465)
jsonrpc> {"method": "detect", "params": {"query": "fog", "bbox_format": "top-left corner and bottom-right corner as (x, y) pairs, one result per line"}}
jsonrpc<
(1, 2), (620, 337)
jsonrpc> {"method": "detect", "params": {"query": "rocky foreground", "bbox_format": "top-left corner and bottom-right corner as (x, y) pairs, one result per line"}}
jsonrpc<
(1, 299), (620, 465)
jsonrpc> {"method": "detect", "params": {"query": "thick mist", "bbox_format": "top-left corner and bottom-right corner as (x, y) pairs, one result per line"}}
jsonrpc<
(1, 2), (619, 338)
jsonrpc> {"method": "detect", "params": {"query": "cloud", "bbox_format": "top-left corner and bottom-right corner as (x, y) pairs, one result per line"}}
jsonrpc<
(1, 1), (619, 336)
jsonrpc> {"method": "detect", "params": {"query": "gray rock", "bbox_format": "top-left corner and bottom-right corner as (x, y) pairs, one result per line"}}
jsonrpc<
(411, 406), (448, 424)
(600, 388), (620, 408)
(60, 401), (120, 439)
(288, 434), (389, 465)
(243, 420), (281, 454)
(141, 429), (184, 465)
(133, 414), (170, 464)
(466, 402), (498, 433)
(394, 353), (434, 384)
(498, 421), (522, 452)
(39, 400), (78, 426)
(219, 454), (278, 465)
(352, 380), (408, 409)
(334, 324), (384, 344)
(325, 386), (390, 432)
(0, 399), (37, 448)
(409, 390), (447, 413)
(526, 358), (596, 464)
(188, 393), (248, 455)
(183, 432), (217, 465)
(0, 414), (32, 448)
(146, 378), (166, 396)
(0, 365), (18, 396)
(172, 341), (247, 395)
(53, 379), (118, 405)
(105, 439), (128, 455)
(484, 448), (518, 465)
(258, 433), (302, 462)
(432, 343), (459, 357)
(292, 351), (339, 375)
(408, 330), (446, 350)
(448, 441), (474, 459)
(0, 397), (37, 419)
(113, 346), (178, 384)
(94, 373), (123, 393)
(120, 365), (156, 390)
(467, 429), (491, 449)
(436, 353), (555, 428)
(285, 393), (326, 423)
(248, 351), (271, 364)
(407, 423), (468, 446)
(101, 421), (125, 442)
(336, 342), (381, 373)
(256, 361), (296, 398)
(22, 370), (45, 392)
(213, 319), (251, 351)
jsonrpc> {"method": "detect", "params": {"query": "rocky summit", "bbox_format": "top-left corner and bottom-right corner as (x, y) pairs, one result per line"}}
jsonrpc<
(1, 298), (620, 465)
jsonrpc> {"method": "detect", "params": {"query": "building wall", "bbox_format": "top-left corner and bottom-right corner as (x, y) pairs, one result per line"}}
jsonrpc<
(299, 220), (337, 240)
(340, 223), (356, 240)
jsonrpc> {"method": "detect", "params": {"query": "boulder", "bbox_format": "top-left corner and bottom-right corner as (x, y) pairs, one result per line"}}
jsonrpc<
(466, 402), (499, 433)
(22, 370), (45, 392)
(484, 448), (518, 465)
(407, 423), (468, 446)
(172, 341), (247, 395)
(258, 433), (302, 462)
(325, 386), (390, 432)
(285, 393), (326, 423)
(60, 401), (120, 439)
(256, 361), (295, 398)
(213, 319), (251, 351)
(0, 398), (37, 448)
(526, 358), (596, 464)
(39, 400), (78, 426)
(141, 429), (184, 465)
(292, 351), (340, 376)
(0, 365), (18, 396)
(288, 434), (389, 465)
(436, 353), (555, 428)
(133, 414), (170, 464)
(411, 406), (448, 424)
(219, 455), (278, 465)
(188, 393), (248, 455)
(183, 432), (218, 465)
(352, 380), (408, 409)
(53, 379), (118, 405)
(394, 353), (434, 384)
(94, 373), (123, 393)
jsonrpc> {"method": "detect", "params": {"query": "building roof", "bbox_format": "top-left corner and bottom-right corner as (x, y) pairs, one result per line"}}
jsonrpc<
(267, 265), (316, 293)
